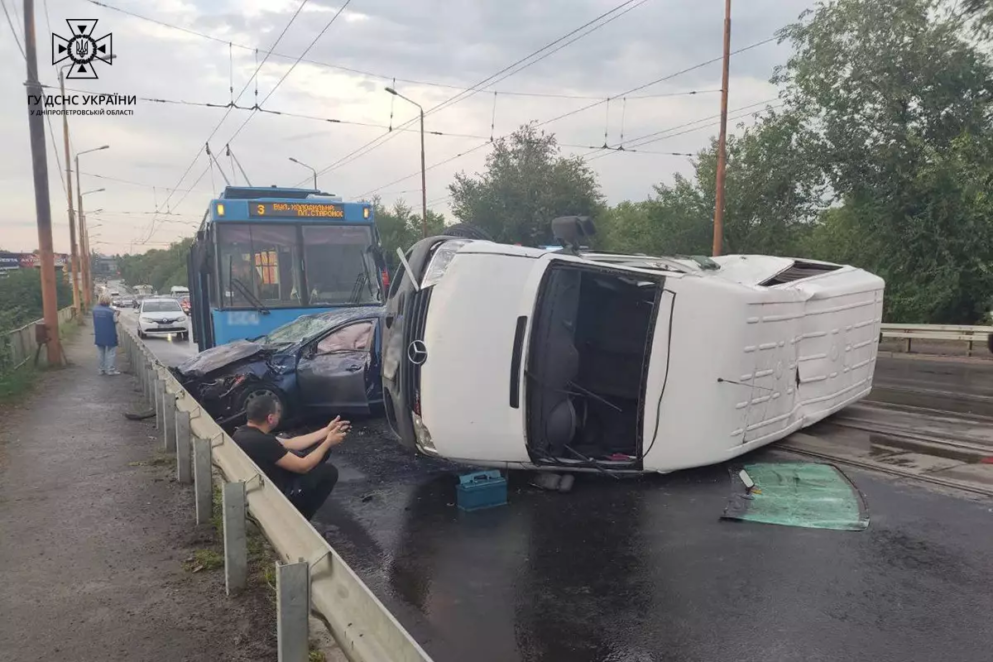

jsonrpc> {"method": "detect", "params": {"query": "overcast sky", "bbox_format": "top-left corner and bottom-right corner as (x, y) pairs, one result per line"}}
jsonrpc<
(0, 0), (813, 254)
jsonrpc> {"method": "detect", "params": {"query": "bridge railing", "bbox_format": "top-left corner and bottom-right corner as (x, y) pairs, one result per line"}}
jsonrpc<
(0, 306), (75, 374)
(119, 324), (431, 662)
(880, 323), (993, 355)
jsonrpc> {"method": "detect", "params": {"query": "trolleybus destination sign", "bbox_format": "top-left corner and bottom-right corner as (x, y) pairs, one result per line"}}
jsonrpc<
(248, 202), (346, 218)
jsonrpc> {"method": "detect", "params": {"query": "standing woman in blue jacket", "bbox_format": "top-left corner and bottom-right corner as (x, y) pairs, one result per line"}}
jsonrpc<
(93, 293), (120, 375)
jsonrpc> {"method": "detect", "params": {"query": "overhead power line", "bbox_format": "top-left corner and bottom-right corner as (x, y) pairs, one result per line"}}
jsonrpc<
(80, 171), (207, 193)
(224, 0), (353, 146)
(355, 34), (779, 200)
(144, 0), (311, 244)
(1, 0), (26, 58)
(583, 97), (781, 162)
(86, 0), (695, 101)
(301, 0), (651, 185)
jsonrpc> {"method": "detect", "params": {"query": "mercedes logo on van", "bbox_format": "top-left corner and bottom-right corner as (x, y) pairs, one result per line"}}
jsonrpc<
(407, 340), (428, 365)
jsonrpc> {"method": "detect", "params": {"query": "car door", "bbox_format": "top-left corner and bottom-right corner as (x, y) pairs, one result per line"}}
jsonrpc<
(296, 320), (377, 415)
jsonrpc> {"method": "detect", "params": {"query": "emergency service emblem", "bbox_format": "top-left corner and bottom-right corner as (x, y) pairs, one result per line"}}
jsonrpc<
(52, 19), (113, 79)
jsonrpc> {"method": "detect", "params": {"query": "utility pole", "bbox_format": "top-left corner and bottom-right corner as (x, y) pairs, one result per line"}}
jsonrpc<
(712, 0), (732, 257)
(22, 0), (63, 365)
(59, 67), (81, 320)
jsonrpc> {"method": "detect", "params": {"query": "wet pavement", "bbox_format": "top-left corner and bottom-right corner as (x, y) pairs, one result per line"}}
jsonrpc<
(132, 327), (993, 661)
(320, 420), (993, 662)
(870, 353), (993, 416)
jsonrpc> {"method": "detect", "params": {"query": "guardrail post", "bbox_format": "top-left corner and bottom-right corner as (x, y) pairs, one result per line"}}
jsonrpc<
(162, 390), (177, 452)
(906, 337), (912, 353)
(154, 378), (163, 430)
(145, 361), (155, 407)
(276, 561), (310, 662)
(968, 340), (973, 357)
(176, 409), (192, 484)
(223, 482), (248, 596)
(193, 437), (212, 525)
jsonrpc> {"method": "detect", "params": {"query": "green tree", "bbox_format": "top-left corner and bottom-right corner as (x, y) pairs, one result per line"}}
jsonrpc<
(449, 123), (605, 245)
(0, 269), (73, 332)
(373, 198), (445, 269)
(118, 238), (193, 294)
(964, 0), (993, 37)
(773, 0), (993, 322)
(599, 110), (820, 259)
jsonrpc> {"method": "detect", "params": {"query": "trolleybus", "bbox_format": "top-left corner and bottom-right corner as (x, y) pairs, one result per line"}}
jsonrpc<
(187, 186), (386, 351)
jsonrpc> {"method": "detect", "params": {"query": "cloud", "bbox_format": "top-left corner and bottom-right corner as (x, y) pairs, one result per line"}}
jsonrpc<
(0, 0), (813, 253)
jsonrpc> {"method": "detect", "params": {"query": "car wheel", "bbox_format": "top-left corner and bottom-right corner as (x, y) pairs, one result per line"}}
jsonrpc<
(178, 332), (189, 341)
(444, 223), (492, 241)
(137, 327), (145, 339)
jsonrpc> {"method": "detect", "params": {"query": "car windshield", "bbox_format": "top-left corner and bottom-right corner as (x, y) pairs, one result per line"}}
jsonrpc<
(261, 315), (334, 345)
(143, 300), (183, 313)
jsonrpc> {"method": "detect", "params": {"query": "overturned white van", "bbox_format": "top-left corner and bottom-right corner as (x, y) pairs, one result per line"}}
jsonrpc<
(381, 220), (884, 474)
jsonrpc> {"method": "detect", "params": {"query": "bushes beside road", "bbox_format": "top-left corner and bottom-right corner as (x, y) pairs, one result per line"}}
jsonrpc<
(0, 269), (72, 333)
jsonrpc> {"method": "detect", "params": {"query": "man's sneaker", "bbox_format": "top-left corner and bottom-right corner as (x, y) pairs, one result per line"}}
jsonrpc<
(98, 370), (106, 375)
(106, 370), (122, 376)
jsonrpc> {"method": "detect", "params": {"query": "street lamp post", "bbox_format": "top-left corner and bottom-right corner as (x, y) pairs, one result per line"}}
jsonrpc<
(75, 146), (108, 308)
(288, 157), (318, 190)
(80, 191), (104, 287)
(385, 87), (427, 238)
(83, 213), (104, 272)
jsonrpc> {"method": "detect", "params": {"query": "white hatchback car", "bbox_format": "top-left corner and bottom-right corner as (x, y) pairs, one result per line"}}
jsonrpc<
(137, 297), (189, 341)
(382, 217), (884, 475)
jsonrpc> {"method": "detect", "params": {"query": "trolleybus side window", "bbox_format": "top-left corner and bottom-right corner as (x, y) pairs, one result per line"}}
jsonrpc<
(301, 226), (381, 306)
(218, 224), (303, 309)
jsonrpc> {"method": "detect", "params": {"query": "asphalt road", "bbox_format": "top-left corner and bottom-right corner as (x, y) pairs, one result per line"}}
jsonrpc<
(130, 315), (993, 662)
(109, 280), (194, 368)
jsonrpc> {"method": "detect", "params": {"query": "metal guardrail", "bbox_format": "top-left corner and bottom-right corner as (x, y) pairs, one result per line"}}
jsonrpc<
(0, 306), (75, 373)
(119, 325), (432, 662)
(880, 323), (993, 355)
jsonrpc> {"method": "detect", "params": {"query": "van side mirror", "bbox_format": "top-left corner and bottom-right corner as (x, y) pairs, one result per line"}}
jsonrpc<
(551, 216), (596, 253)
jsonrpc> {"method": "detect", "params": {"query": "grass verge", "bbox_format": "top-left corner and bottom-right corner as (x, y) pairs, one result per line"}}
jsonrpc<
(0, 316), (82, 407)
(0, 365), (40, 407)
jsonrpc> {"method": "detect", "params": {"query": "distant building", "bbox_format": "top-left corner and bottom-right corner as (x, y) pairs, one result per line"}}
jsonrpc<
(93, 255), (118, 276)
(0, 252), (70, 271)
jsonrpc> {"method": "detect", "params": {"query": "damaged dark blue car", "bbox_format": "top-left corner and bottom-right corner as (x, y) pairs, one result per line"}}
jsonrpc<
(172, 308), (384, 428)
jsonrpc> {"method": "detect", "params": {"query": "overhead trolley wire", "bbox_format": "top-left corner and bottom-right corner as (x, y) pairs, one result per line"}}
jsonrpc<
(356, 35), (780, 199)
(143, 0), (311, 243)
(86, 0), (703, 102)
(299, 0), (651, 186)
(224, 0), (353, 146)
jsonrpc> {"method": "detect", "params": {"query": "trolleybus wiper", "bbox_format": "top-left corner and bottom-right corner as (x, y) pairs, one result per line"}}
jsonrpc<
(230, 277), (270, 315)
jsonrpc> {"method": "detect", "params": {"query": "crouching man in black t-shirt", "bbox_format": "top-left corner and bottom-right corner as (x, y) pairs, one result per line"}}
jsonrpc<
(232, 393), (350, 520)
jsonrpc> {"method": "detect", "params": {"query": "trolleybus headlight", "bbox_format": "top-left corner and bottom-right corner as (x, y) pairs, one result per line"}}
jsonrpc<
(216, 203), (225, 217)
(421, 239), (469, 289)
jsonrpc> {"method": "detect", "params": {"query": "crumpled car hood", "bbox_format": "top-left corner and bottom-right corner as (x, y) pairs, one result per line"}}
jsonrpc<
(176, 340), (266, 378)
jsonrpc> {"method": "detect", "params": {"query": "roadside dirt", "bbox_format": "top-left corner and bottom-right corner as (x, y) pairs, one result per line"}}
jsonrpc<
(0, 329), (278, 661)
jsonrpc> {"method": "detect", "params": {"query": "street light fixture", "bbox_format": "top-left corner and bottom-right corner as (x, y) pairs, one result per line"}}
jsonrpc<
(385, 87), (428, 238)
(288, 157), (318, 190)
(74, 146), (109, 308)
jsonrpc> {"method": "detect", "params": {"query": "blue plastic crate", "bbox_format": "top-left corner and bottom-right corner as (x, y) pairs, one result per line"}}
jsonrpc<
(456, 470), (508, 512)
